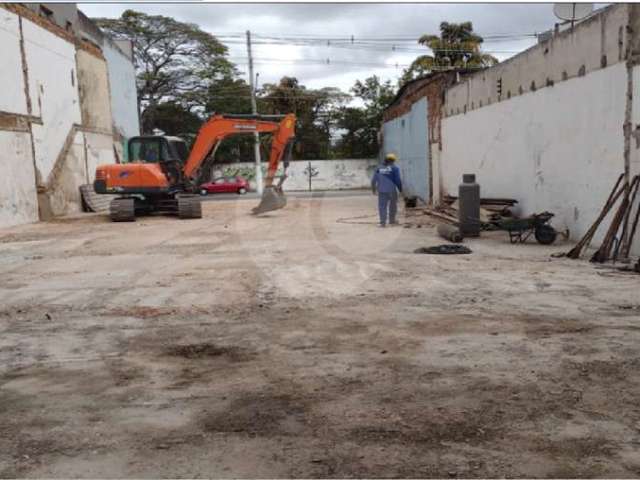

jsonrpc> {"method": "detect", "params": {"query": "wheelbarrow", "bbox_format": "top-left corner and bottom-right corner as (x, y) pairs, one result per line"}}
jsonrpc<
(484, 211), (558, 245)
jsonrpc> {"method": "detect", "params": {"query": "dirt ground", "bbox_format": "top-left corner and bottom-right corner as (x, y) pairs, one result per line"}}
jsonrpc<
(1, 194), (640, 478)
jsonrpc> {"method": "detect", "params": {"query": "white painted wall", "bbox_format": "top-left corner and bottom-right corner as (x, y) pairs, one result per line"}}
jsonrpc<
(84, 132), (116, 182)
(212, 159), (378, 191)
(0, 10), (27, 115)
(440, 63), (626, 246)
(102, 40), (139, 139)
(445, 4), (628, 116)
(0, 132), (38, 227)
(23, 17), (81, 182)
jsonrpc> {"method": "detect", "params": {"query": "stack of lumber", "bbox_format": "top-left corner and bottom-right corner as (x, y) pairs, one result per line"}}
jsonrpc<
(443, 195), (517, 215)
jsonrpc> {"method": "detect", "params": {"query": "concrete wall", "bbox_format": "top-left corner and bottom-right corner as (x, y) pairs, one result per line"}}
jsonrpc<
(0, 131), (38, 227)
(0, 9), (28, 115)
(445, 5), (628, 117)
(102, 39), (140, 139)
(23, 16), (82, 184)
(212, 159), (378, 191)
(382, 97), (430, 202)
(0, 4), (129, 227)
(76, 49), (112, 132)
(25, 3), (79, 35)
(440, 63), (627, 245)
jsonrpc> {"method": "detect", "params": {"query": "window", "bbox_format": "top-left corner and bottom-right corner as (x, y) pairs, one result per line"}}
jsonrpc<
(129, 138), (162, 163)
(39, 5), (53, 19)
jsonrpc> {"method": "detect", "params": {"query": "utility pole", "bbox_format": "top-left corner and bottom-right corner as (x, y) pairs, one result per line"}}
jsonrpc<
(246, 30), (263, 194)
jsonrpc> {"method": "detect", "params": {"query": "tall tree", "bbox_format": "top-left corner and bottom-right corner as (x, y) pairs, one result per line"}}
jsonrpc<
(401, 21), (498, 84)
(94, 10), (236, 132)
(141, 101), (203, 137)
(259, 77), (349, 160)
(335, 75), (395, 158)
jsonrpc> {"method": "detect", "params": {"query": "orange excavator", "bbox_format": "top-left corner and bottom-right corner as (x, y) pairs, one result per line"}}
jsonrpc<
(94, 113), (296, 221)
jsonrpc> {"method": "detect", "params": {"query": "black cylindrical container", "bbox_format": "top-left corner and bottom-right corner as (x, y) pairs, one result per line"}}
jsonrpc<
(458, 174), (480, 237)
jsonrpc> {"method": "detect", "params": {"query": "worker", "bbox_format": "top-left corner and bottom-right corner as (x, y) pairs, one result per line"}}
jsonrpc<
(371, 153), (403, 227)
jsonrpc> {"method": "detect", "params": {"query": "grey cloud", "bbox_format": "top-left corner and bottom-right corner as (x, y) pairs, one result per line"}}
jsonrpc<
(79, 3), (576, 92)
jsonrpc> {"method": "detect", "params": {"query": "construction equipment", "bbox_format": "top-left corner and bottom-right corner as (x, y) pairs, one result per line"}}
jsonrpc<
(485, 211), (558, 245)
(93, 113), (296, 221)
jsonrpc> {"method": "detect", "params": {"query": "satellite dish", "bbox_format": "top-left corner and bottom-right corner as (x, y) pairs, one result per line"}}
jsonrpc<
(553, 3), (593, 22)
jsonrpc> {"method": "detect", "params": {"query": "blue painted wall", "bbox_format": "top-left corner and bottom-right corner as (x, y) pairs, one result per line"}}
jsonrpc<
(382, 97), (429, 202)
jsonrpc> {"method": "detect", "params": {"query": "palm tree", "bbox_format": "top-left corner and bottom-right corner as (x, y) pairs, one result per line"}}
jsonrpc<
(401, 22), (498, 84)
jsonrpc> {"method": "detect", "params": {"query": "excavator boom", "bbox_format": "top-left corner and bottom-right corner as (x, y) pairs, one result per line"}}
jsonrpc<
(183, 113), (296, 215)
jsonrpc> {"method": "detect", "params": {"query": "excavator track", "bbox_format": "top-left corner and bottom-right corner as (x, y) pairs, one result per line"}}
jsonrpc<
(177, 195), (202, 219)
(110, 198), (135, 222)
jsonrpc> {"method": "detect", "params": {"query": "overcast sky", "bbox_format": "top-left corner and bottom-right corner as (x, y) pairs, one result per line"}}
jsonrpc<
(78, 3), (568, 93)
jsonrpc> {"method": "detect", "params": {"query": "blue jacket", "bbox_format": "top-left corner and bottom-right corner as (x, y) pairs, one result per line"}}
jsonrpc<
(372, 163), (402, 194)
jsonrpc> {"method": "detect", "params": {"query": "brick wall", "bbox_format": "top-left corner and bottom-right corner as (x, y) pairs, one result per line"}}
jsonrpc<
(383, 73), (458, 149)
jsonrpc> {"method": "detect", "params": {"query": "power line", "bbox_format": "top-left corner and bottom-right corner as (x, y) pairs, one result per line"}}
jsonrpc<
(223, 39), (522, 55)
(215, 31), (539, 41)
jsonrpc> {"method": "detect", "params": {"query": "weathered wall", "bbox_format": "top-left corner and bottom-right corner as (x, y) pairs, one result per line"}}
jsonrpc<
(23, 15), (82, 183)
(445, 4), (627, 117)
(212, 159), (378, 191)
(46, 131), (86, 215)
(440, 63), (627, 245)
(382, 72), (459, 205)
(0, 4), (124, 226)
(0, 9), (28, 115)
(382, 98), (429, 202)
(76, 49), (112, 132)
(102, 39), (139, 139)
(84, 131), (116, 182)
(0, 131), (38, 227)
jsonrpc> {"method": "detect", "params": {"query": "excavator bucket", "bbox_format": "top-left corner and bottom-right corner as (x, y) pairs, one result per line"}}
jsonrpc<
(252, 185), (287, 215)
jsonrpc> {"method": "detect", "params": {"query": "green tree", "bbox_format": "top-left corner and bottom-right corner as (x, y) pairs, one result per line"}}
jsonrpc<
(94, 10), (236, 131)
(335, 76), (396, 158)
(204, 77), (252, 116)
(141, 101), (202, 136)
(202, 77), (254, 163)
(258, 77), (349, 160)
(401, 21), (498, 84)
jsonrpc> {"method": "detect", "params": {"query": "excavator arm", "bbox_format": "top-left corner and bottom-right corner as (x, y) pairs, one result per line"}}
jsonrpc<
(182, 113), (296, 187)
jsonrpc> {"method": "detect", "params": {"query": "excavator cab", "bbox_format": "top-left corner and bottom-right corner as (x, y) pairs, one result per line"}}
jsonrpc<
(128, 136), (188, 185)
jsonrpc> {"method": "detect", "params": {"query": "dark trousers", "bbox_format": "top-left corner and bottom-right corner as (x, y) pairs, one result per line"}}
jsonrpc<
(377, 191), (397, 225)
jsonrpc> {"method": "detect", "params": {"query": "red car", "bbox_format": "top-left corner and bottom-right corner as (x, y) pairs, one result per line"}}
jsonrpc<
(200, 176), (249, 195)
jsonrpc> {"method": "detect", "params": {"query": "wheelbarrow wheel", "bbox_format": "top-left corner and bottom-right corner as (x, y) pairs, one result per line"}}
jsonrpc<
(534, 224), (557, 245)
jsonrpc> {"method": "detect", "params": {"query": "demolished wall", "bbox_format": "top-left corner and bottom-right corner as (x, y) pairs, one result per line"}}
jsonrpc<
(0, 4), (133, 227)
